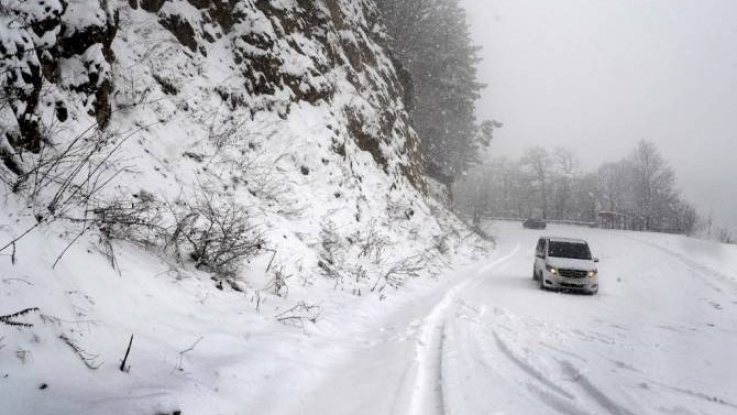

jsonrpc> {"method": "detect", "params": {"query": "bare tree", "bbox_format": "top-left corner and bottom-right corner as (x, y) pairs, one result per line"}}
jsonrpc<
(550, 147), (580, 219)
(456, 141), (701, 235)
(595, 161), (632, 213)
(520, 147), (552, 219)
(629, 140), (677, 230)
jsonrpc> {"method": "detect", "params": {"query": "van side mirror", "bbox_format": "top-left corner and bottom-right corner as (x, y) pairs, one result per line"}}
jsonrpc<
(594, 257), (600, 263)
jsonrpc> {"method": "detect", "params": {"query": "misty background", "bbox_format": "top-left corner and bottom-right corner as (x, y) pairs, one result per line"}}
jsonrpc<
(461, 0), (737, 232)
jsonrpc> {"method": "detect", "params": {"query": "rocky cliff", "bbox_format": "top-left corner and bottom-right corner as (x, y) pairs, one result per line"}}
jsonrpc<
(1, 0), (483, 296)
(2, 0), (424, 187)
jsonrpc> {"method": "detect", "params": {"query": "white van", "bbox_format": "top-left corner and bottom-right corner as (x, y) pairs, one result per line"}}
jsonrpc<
(533, 237), (599, 294)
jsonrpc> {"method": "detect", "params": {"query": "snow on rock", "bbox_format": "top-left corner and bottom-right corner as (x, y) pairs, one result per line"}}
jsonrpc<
(0, 0), (117, 150)
(0, 1), (484, 413)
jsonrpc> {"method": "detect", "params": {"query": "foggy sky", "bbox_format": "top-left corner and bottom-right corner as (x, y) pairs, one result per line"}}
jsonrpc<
(461, 0), (737, 232)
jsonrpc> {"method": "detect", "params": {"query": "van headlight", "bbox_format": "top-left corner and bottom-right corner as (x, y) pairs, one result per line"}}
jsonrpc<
(587, 270), (597, 278)
(546, 264), (558, 275)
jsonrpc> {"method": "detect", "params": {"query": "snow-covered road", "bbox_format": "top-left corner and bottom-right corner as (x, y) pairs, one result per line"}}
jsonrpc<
(4, 221), (735, 415)
(289, 222), (737, 415)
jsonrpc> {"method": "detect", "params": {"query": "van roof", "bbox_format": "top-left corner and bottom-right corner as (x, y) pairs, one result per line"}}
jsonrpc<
(542, 237), (588, 244)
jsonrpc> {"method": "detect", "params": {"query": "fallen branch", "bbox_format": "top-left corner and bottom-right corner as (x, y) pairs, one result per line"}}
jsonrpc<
(0, 307), (39, 328)
(120, 334), (134, 372)
(59, 334), (101, 370)
(275, 302), (321, 329)
(173, 336), (203, 373)
(179, 336), (203, 355)
(52, 223), (92, 269)
(265, 249), (277, 273)
(0, 219), (47, 254)
(1, 277), (34, 285)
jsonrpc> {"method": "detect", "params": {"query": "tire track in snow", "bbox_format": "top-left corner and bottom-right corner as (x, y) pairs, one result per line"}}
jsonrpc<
(460, 313), (595, 415)
(627, 236), (737, 293)
(468, 322), (639, 415)
(453, 293), (639, 415)
(491, 331), (575, 400)
(558, 359), (638, 415)
(647, 379), (737, 410)
(524, 382), (593, 415)
(404, 245), (520, 415)
(486, 314), (639, 415)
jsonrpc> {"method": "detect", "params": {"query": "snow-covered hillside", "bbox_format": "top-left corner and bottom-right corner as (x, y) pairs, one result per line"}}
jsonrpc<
(1, 1), (485, 413)
(0, 0), (480, 309)
(1, 0), (452, 280)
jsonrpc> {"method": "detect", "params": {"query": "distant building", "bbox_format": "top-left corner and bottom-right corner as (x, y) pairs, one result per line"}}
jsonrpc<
(597, 211), (645, 230)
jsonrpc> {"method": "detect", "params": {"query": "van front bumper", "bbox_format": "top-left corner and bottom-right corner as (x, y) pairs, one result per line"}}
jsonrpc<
(543, 274), (598, 293)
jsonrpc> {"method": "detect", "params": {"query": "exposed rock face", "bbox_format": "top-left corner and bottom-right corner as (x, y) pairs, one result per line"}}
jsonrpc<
(158, 0), (426, 190)
(0, 0), (118, 152)
(1, 0), (424, 190)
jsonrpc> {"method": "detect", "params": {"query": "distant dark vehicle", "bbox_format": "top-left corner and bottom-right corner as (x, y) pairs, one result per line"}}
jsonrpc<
(523, 218), (547, 230)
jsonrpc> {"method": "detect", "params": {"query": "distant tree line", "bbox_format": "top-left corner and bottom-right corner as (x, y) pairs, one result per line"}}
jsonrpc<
(375, 0), (497, 193)
(374, 3), (733, 243)
(455, 140), (731, 240)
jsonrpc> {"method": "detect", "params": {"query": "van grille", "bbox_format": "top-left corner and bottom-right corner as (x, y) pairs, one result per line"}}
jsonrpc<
(559, 269), (588, 278)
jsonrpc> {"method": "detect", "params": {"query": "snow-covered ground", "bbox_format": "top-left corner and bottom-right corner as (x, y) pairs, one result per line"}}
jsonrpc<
(285, 221), (737, 415)
(2, 221), (736, 415)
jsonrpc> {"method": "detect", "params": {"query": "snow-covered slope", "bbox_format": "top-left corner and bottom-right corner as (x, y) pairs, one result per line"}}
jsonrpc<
(0, 0), (478, 301)
(0, 1), (484, 413)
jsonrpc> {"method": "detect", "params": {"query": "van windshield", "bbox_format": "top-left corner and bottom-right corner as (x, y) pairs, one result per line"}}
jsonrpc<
(548, 241), (592, 260)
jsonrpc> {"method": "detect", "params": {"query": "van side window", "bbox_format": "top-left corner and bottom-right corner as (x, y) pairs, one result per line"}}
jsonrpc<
(536, 239), (545, 256)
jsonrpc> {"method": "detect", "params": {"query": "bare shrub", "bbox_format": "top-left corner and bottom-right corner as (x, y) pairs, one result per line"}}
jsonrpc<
(264, 267), (290, 297)
(275, 302), (321, 329)
(113, 71), (155, 114)
(92, 191), (166, 246)
(12, 128), (129, 215)
(317, 259), (345, 292)
(91, 187), (263, 280)
(216, 137), (304, 216)
(171, 192), (263, 278)
(371, 255), (425, 292)
(201, 105), (250, 151)
(319, 225), (422, 295)
(0, 128), (134, 261)
(355, 227), (392, 264)
(319, 222), (344, 267)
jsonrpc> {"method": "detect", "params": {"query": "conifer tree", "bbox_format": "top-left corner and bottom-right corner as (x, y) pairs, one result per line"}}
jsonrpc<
(377, 0), (493, 193)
